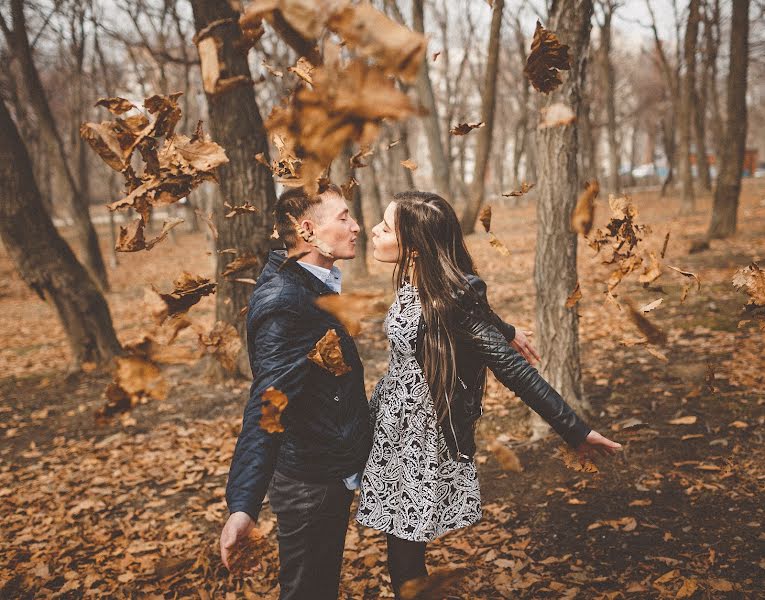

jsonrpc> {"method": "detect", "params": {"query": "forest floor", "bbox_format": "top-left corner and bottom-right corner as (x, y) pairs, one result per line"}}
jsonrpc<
(1, 182), (764, 599)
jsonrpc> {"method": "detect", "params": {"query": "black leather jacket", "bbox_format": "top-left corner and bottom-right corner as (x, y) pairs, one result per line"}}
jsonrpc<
(415, 275), (590, 462)
(226, 251), (371, 521)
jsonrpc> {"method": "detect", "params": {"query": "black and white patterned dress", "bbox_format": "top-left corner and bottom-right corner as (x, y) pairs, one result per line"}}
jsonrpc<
(356, 282), (482, 542)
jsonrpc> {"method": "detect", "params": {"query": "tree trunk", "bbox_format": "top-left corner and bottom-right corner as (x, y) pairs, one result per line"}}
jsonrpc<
(460, 0), (504, 233)
(707, 0), (750, 239)
(3, 0), (109, 291)
(600, 4), (620, 193)
(706, 0), (724, 175)
(333, 145), (368, 280)
(694, 5), (712, 191)
(190, 0), (278, 376)
(412, 0), (451, 202)
(0, 100), (121, 370)
(678, 0), (700, 213)
(532, 0), (594, 438)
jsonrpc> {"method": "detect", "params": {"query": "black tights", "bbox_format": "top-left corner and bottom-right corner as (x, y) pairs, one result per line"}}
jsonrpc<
(386, 534), (428, 599)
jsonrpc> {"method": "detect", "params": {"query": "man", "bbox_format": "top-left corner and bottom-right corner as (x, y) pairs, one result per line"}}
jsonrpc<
(220, 184), (371, 599)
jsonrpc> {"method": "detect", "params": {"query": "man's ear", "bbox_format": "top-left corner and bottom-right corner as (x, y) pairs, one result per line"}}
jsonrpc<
(300, 218), (314, 237)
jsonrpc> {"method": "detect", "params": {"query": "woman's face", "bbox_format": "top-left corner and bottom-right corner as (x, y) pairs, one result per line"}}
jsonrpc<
(370, 201), (400, 263)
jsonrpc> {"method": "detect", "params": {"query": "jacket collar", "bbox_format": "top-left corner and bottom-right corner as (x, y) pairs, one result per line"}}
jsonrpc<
(264, 249), (336, 296)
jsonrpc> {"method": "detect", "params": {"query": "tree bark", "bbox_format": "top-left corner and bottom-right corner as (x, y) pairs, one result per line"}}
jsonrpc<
(600, 2), (620, 193)
(693, 4), (712, 191)
(460, 0), (504, 233)
(190, 0), (278, 376)
(1, 0), (110, 291)
(0, 100), (121, 370)
(532, 0), (594, 437)
(678, 0), (700, 213)
(707, 0), (750, 239)
(706, 0), (725, 174)
(412, 0), (451, 202)
(332, 145), (368, 280)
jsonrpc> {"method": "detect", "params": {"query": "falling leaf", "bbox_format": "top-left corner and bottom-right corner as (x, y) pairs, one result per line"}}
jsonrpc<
(94, 97), (136, 115)
(626, 302), (667, 345)
(661, 231), (671, 258)
(668, 416), (697, 425)
(115, 217), (184, 253)
(667, 265), (701, 302)
(539, 102), (575, 128)
(222, 255), (262, 278)
(571, 180), (599, 235)
(639, 298), (663, 313)
(195, 209), (218, 240)
(503, 182), (535, 197)
(449, 122), (485, 136)
(156, 272), (217, 321)
(401, 158), (418, 171)
(732, 262), (765, 306)
(224, 202), (260, 217)
(314, 292), (388, 336)
(287, 212), (334, 258)
(400, 567), (469, 600)
(288, 56), (315, 84)
(490, 443), (523, 472)
(639, 251), (663, 285)
(478, 205), (492, 233)
(350, 147), (374, 168)
(488, 233), (511, 256)
(432, 51), (441, 61)
(307, 329), (351, 376)
(198, 321), (242, 373)
(557, 445), (598, 473)
(524, 21), (570, 93)
(259, 387), (289, 434)
(262, 60), (283, 78)
(565, 282), (582, 308)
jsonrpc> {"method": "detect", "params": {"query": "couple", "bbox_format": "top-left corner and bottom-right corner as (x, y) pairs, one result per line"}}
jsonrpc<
(220, 184), (621, 599)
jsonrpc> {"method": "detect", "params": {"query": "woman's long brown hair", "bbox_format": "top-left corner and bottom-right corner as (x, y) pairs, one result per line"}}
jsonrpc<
(392, 191), (484, 424)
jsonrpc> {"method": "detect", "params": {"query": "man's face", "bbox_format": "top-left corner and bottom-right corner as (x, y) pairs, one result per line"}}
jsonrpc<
(307, 192), (360, 260)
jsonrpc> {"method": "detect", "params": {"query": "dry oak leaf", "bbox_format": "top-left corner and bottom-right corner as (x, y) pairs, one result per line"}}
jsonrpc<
(94, 96), (137, 115)
(539, 102), (575, 128)
(401, 158), (418, 171)
(639, 298), (663, 313)
(571, 180), (599, 235)
(195, 209), (218, 240)
(400, 567), (470, 600)
(287, 212), (334, 257)
(668, 415), (697, 425)
(314, 292), (388, 336)
(524, 20), (570, 93)
(198, 321), (242, 373)
(478, 205), (492, 233)
(557, 445), (599, 473)
(488, 232), (511, 257)
(156, 272), (217, 321)
(449, 121), (485, 136)
(115, 217), (184, 252)
(667, 265), (701, 302)
(308, 329), (351, 376)
(222, 255), (262, 278)
(565, 282), (582, 308)
(225, 202), (261, 217)
(502, 181), (535, 197)
(732, 262), (765, 306)
(288, 56), (316, 84)
(260, 387), (289, 434)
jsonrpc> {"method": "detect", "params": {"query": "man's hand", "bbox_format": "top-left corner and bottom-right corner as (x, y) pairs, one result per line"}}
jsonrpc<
(511, 329), (541, 365)
(577, 430), (622, 460)
(220, 511), (256, 570)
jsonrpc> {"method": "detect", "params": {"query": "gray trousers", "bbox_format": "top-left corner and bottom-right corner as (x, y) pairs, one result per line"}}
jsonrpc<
(268, 470), (354, 600)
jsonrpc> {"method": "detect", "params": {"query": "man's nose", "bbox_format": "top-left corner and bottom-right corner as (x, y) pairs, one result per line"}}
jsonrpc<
(350, 218), (360, 233)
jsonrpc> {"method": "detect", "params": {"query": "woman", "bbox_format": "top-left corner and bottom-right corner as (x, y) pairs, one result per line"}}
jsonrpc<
(356, 191), (621, 598)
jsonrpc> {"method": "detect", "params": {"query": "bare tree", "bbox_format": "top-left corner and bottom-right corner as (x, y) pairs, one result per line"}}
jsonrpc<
(678, 0), (701, 213)
(0, 99), (121, 370)
(596, 0), (621, 193)
(533, 0), (595, 438)
(707, 0), (750, 238)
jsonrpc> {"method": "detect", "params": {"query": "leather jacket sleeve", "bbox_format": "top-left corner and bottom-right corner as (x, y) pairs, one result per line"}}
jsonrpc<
(455, 307), (591, 448)
(226, 309), (311, 521)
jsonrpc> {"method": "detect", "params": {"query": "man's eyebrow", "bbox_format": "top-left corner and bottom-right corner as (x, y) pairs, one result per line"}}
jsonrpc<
(337, 207), (349, 217)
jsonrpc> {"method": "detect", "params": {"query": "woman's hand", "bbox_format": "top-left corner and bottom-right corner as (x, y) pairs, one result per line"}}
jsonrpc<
(577, 430), (622, 459)
(511, 329), (541, 365)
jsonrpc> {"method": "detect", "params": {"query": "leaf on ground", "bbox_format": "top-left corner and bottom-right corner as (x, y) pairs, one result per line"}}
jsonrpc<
(539, 102), (575, 129)
(479, 205), (492, 233)
(524, 21), (570, 93)
(571, 180), (599, 235)
(259, 387), (289, 434)
(668, 415), (697, 425)
(490, 443), (523, 472)
(399, 567), (469, 600)
(450, 122), (484, 136)
(565, 282), (582, 308)
(675, 577), (698, 598)
(314, 292), (388, 336)
(198, 321), (242, 374)
(307, 329), (351, 376)
(503, 182), (535, 197)
(557, 445), (598, 473)
(488, 233), (511, 256)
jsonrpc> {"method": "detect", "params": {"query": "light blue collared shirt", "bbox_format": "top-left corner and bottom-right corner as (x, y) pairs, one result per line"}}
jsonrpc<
(296, 261), (360, 490)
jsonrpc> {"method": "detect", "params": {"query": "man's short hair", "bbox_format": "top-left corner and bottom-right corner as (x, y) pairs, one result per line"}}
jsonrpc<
(273, 184), (342, 249)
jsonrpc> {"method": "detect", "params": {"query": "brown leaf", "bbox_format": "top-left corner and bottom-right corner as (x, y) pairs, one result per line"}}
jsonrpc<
(198, 321), (242, 373)
(668, 415), (697, 425)
(197, 36), (221, 94)
(478, 205), (492, 233)
(350, 147), (374, 168)
(287, 212), (334, 257)
(259, 386), (289, 434)
(222, 255), (262, 278)
(639, 251), (663, 285)
(557, 445), (599, 473)
(307, 329), (351, 376)
(490, 443), (523, 472)
(156, 272), (217, 320)
(732, 262), (765, 306)
(639, 298), (663, 313)
(539, 102), (575, 128)
(116, 355), (168, 402)
(288, 56), (315, 84)
(314, 292), (388, 336)
(94, 97), (136, 115)
(224, 202), (261, 217)
(449, 121), (485, 136)
(565, 282), (582, 308)
(401, 158), (418, 171)
(524, 21), (571, 93)
(118, 217), (183, 252)
(195, 209), (218, 240)
(262, 60), (283, 78)
(399, 567), (469, 600)
(571, 180), (599, 235)
(626, 301), (667, 345)
(502, 182), (535, 197)
(488, 233), (511, 257)
(675, 577), (699, 599)
(661, 231), (671, 258)
(667, 265), (701, 302)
